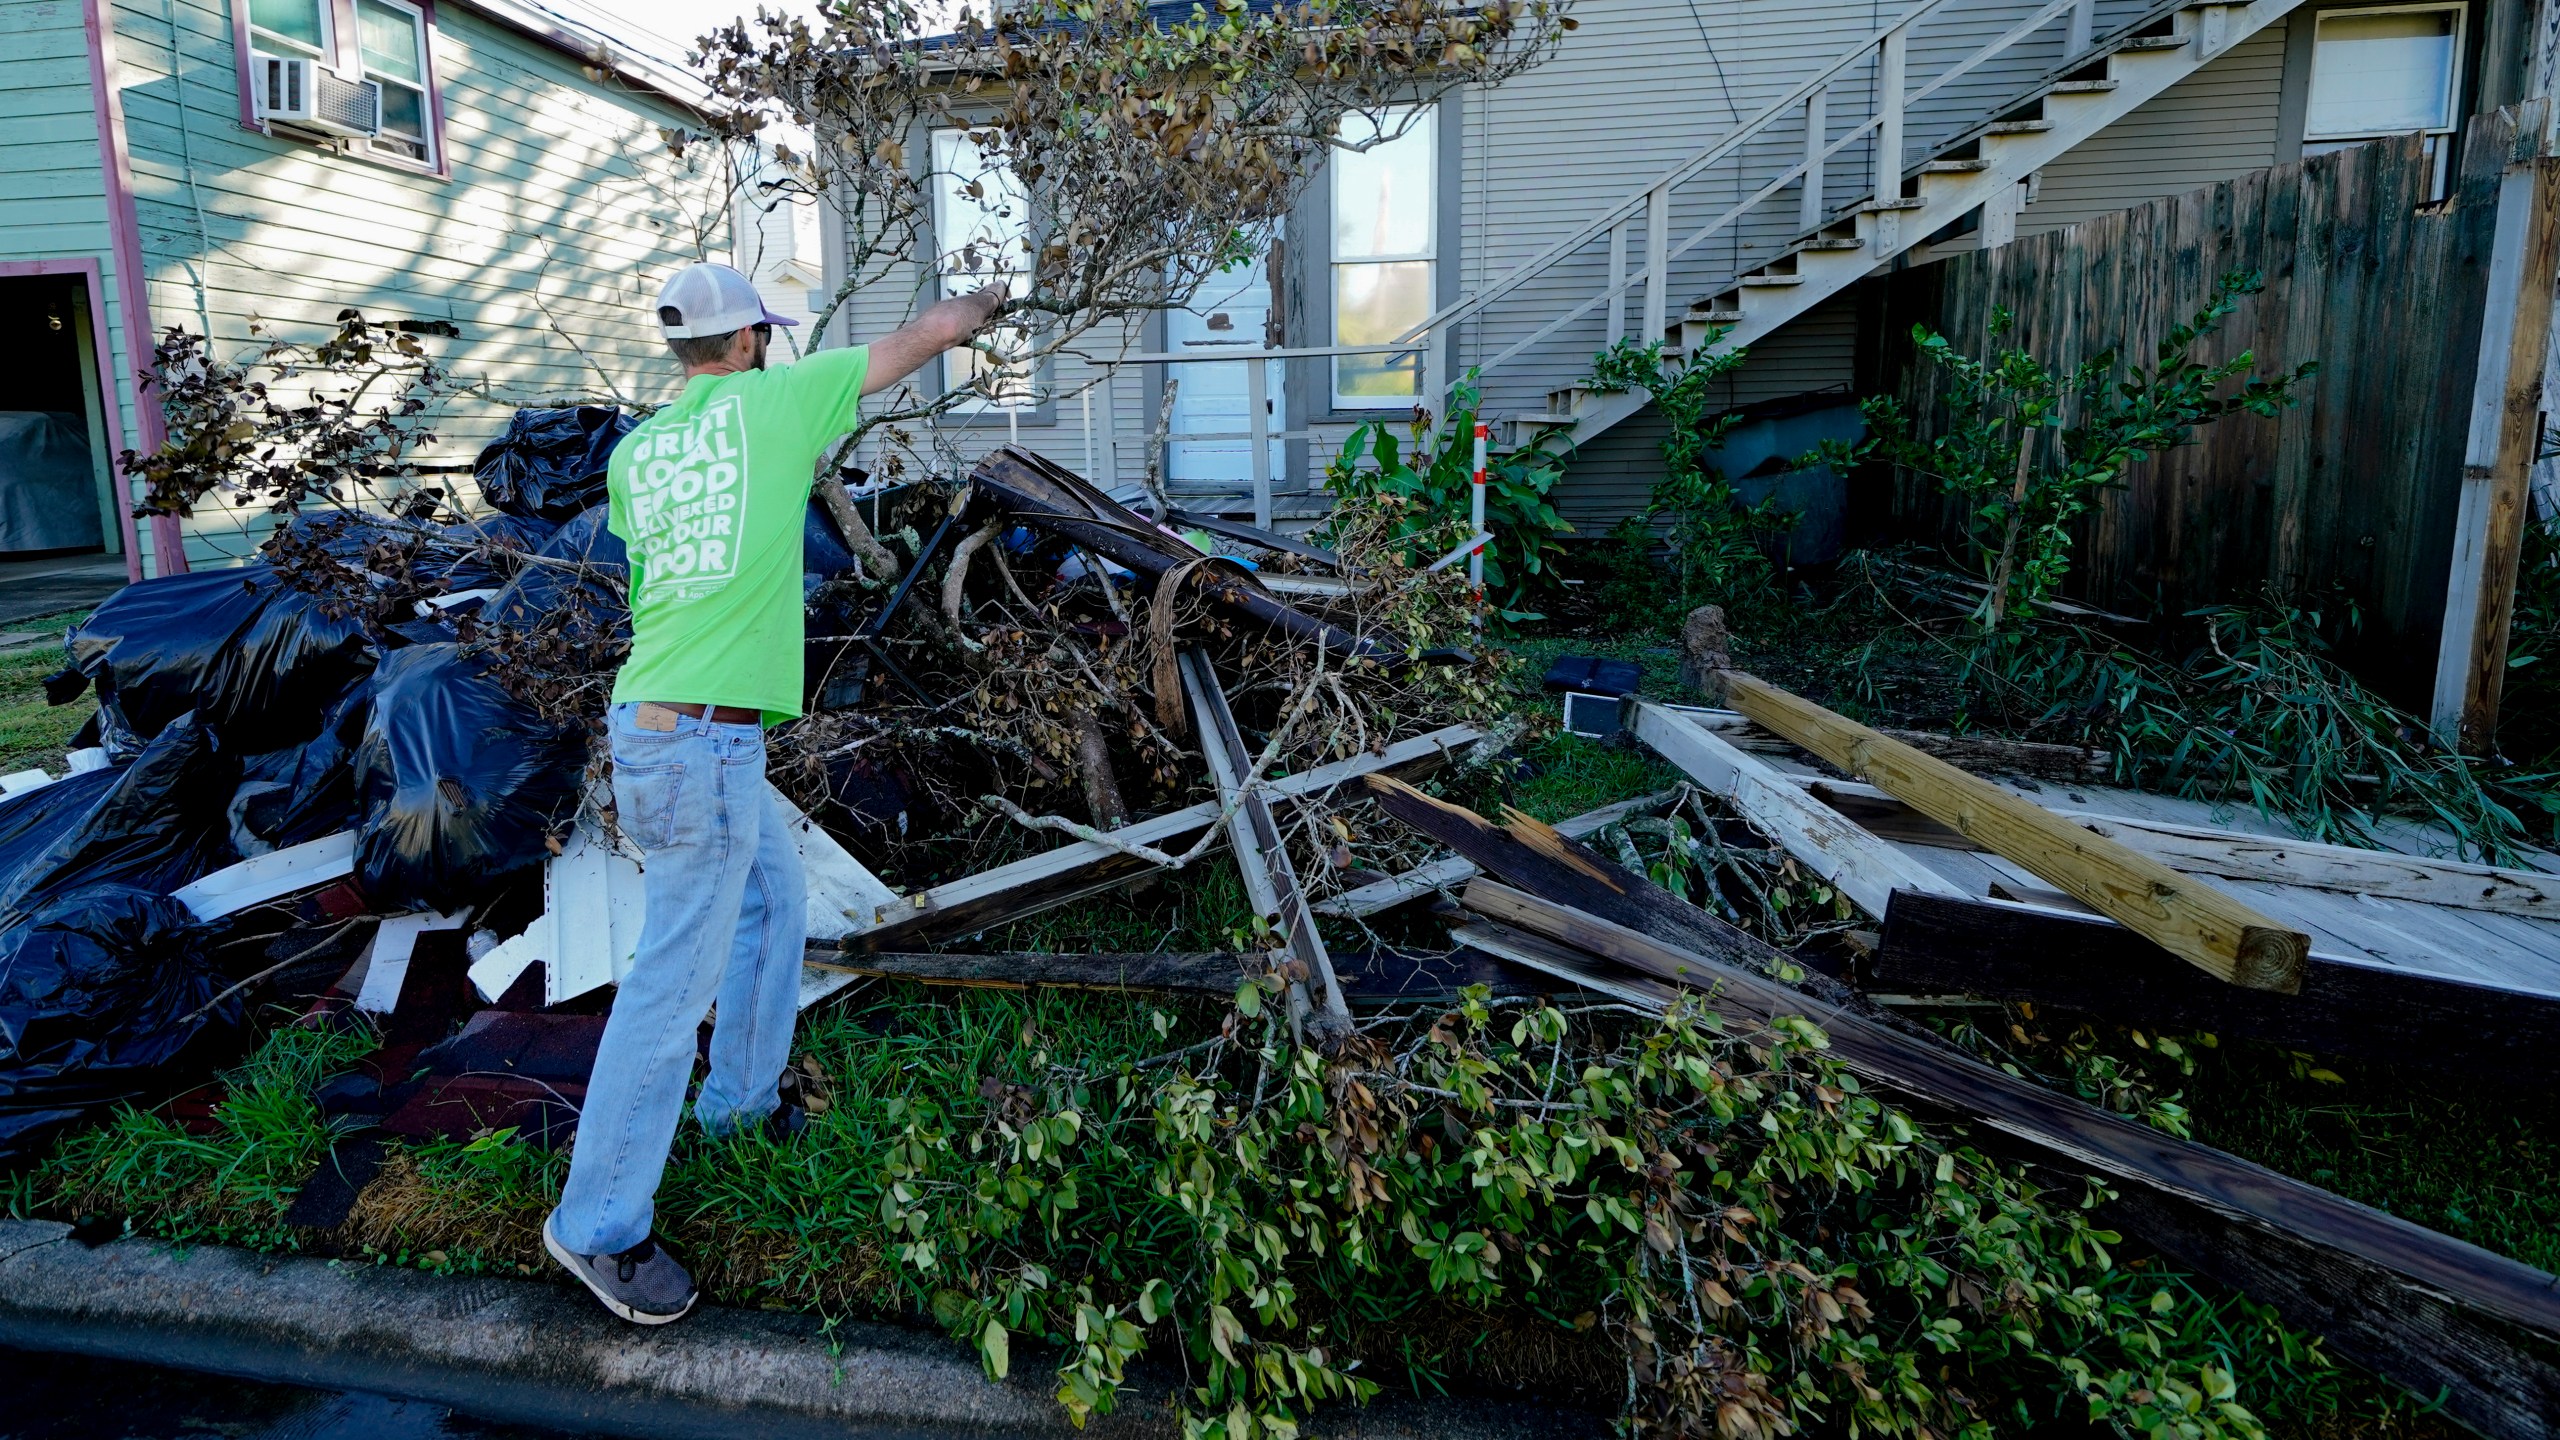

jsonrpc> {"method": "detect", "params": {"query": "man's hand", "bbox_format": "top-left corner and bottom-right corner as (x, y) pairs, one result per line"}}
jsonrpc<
(861, 284), (1014, 397)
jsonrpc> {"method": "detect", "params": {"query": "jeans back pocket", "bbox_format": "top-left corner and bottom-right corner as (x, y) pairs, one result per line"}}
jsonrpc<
(613, 758), (687, 851)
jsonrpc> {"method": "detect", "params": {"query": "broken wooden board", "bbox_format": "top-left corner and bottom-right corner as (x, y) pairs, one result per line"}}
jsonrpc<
(1629, 700), (1963, 920)
(1650, 703), (2112, 781)
(843, 725), (1480, 952)
(1359, 772), (1795, 982)
(1872, 889), (2560, 1083)
(1183, 648), (1348, 1023)
(803, 948), (1253, 994)
(172, 831), (356, 923)
(1457, 877), (2560, 1440)
(1313, 787), (1685, 920)
(1799, 775), (2560, 922)
(1719, 670), (2309, 992)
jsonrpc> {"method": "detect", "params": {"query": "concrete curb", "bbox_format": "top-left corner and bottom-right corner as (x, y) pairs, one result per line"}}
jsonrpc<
(0, 1220), (1607, 1439)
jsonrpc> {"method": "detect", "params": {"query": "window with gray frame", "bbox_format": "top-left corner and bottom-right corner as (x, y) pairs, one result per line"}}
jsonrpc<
(1330, 107), (1436, 408)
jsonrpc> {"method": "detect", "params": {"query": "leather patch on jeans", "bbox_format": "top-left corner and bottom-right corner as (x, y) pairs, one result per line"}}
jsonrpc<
(634, 703), (682, 733)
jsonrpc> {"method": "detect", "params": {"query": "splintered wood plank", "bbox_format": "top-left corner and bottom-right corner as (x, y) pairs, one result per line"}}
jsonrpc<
(1629, 701), (1961, 919)
(841, 725), (1478, 952)
(1311, 788), (1682, 919)
(1720, 671), (2308, 992)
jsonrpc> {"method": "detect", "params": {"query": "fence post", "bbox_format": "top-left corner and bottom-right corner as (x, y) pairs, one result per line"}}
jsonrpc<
(1800, 86), (1829, 233)
(1606, 220), (1629, 346)
(2433, 158), (2560, 749)
(1876, 29), (1907, 204)
(1247, 354), (1272, 529)
(1642, 182), (1669, 347)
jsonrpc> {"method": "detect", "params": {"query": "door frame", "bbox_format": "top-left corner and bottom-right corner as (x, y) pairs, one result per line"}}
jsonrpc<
(0, 257), (142, 579)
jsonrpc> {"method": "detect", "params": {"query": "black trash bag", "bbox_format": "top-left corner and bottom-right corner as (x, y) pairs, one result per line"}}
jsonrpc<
(481, 505), (629, 635)
(423, 513), (561, 596)
(230, 688), (369, 855)
(55, 565), (376, 757)
(804, 498), (870, 579)
(0, 884), (242, 1168)
(0, 715), (240, 923)
(352, 644), (585, 914)
(473, 406), (635, 523)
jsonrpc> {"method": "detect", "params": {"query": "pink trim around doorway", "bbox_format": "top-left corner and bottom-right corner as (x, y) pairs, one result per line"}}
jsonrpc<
(83, 0), (185, 577)
(0, 257), (143, 582)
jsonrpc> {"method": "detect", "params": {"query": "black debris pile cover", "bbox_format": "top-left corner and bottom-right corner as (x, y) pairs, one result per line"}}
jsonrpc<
(350, 643), (586, 916)
(52, 565), (377, 759)
(1541, 655), (1643, 696)
(474, 406), (635, 524)
(0, 885), (243, 1167)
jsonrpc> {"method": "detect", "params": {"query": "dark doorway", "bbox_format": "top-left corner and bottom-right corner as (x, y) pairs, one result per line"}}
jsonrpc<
(0, 273), (116, 559)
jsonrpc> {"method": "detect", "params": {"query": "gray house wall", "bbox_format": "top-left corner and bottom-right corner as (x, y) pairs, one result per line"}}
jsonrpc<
(824, 0), (2431, 528)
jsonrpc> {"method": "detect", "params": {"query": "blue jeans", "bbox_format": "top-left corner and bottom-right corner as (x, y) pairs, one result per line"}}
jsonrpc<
(550, 702), (807, 1257)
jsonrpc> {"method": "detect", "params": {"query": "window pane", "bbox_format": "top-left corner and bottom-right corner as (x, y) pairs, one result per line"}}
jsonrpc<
(377, 79), (425, 139)
(359, 1), (425, 85)
(1332, 109), (1435, 259)
(932, 128), (1030, 286)
(2308, 9), (2458, 137)
(1333, 260), (1430, 400)
(250, 0), (323, 50)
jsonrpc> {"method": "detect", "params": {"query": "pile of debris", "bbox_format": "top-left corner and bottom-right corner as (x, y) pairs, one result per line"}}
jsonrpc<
(0, 414), (1495, 1167)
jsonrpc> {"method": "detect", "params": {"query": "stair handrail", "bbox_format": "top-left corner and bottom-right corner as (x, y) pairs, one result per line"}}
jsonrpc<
(1393, 0), (1964, 346)
(1475, 0), (2096, 378)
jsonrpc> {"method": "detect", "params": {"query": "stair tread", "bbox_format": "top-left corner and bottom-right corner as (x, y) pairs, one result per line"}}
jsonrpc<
(1855, 196), (1928, 212)
(1741, 273), (1808, 285)
(1921, 159), (1991, 172)
(2120, 34), (2189, 49)
(2050, 78), (2120, 91)
(1984, 119), (2054, 133)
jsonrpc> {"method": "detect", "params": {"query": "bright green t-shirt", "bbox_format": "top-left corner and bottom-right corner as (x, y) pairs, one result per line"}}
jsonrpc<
(605, 344), (870, 722)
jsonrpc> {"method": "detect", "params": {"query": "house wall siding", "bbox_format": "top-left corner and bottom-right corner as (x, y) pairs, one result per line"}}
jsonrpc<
(105, 0), (724, 566)
(2015, 20), (2293, 237)
(0, 0), (145, 527)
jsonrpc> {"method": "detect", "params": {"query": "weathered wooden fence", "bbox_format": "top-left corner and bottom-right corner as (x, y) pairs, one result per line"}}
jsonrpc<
(1857, 116), (2523, 705)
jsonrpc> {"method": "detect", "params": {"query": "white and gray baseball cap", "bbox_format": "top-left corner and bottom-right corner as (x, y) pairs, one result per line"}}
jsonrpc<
(655, 261), (799, 338)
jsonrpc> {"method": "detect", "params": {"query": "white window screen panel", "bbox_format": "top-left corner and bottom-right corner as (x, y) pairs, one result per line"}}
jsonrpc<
(932, 128), (1033, 406)
(1331, 108), (1436, 407)
(2306, 7), (2461, 139)
(357, 0), (432, 161)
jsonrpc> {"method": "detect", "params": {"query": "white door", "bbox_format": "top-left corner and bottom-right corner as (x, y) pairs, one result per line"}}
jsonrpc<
(1165, 247), (1285, 491)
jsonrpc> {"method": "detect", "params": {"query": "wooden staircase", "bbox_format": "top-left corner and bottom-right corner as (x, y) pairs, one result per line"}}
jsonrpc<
(1508, 0), (2311, 451)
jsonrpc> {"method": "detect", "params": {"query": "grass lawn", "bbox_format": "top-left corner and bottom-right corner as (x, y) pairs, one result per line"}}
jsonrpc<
(0, 612), (90, 775)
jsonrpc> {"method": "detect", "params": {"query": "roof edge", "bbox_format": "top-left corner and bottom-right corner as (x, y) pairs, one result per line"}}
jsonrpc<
(445, 0), (722, 118)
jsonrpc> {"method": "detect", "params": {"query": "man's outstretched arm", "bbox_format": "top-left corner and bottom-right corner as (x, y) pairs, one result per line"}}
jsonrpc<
(860, 286), (1010, 397)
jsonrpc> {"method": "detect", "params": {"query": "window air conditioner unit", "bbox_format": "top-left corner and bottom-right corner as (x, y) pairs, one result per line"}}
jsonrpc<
(254, 56), (381, 138)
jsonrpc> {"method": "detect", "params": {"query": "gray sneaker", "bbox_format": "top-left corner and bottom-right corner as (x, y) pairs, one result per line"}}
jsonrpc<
(543, 1213), (698, 1325)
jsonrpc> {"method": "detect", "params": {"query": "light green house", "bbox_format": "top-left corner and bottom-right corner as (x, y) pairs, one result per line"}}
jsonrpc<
(0, 0), (730, 579)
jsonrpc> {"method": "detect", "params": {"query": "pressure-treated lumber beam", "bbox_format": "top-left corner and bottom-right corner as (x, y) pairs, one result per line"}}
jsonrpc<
(1457, 878), (2560, 1440)
(1454, 876), (2560, 1434)
(1629, 700), (1963, 920)
(1717, 670), (2308, 992)
(841, 724), (1479, 951)
(1654, 703), (2113, 781)
(1873, 889), (2560, 1083)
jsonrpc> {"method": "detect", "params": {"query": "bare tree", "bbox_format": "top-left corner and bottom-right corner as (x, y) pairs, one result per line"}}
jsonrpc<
(686, 0), (1576, 454)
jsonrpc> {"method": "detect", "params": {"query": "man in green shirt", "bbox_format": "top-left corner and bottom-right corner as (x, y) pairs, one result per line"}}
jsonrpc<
(546, 262), (1004, 1325)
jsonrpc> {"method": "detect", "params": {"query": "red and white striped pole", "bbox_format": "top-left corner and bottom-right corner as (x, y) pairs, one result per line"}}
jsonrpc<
(1468, 421), (1490, 606)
